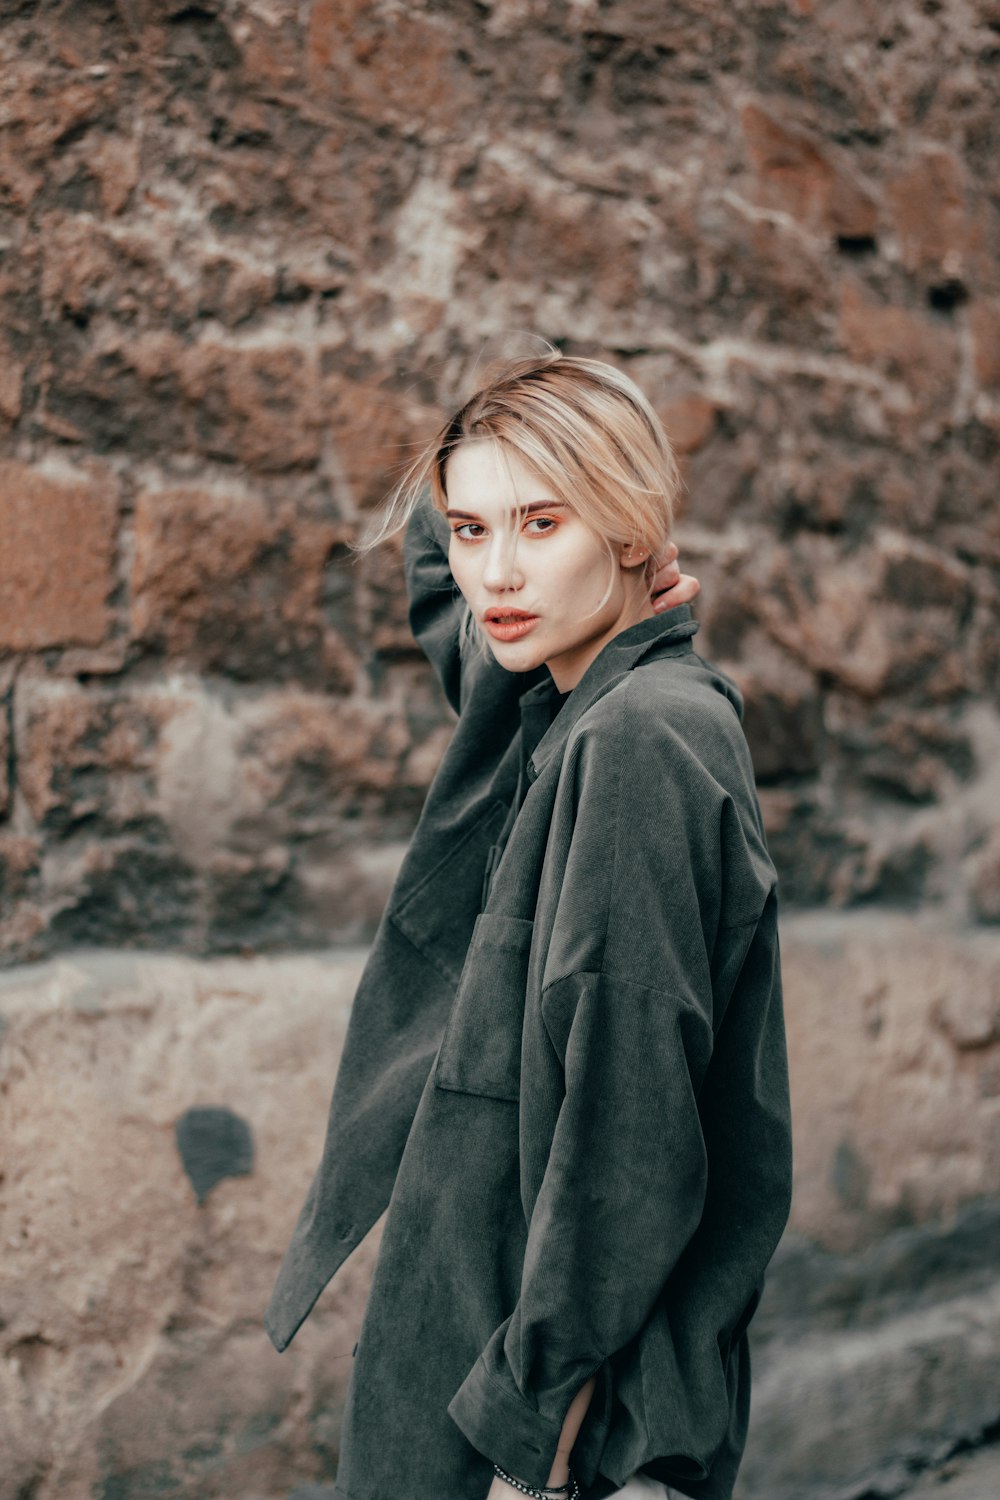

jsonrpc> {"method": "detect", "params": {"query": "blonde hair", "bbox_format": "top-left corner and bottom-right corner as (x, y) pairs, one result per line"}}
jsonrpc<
(358, 350), (683, 648)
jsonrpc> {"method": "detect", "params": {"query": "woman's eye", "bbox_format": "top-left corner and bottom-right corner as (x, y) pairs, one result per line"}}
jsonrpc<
(524, 516), (558, 535)
(452, 522), (486, 541)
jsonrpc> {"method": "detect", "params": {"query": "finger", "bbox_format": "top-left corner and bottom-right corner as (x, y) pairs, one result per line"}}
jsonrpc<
(652, 572), (701, 611)
(652, 539), (679, 568)
(650, 559), (681, 591)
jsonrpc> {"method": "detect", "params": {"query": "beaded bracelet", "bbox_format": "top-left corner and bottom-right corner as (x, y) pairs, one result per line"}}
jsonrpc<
(492, 1462), (580, 1500)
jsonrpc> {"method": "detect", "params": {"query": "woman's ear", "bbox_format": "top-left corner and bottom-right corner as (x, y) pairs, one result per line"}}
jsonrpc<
(619, 543), (650, 570)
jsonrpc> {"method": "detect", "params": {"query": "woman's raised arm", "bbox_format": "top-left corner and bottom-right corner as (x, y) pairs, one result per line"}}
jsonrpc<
(403, 489), (466, 714)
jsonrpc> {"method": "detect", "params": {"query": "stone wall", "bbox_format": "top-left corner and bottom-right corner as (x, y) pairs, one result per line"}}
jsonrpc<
(1, 0), (998, 964)
(3, 928), (999, 1500)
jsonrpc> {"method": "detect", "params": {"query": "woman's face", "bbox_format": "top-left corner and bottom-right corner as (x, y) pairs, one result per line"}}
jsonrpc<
(444, 439), (652, 692)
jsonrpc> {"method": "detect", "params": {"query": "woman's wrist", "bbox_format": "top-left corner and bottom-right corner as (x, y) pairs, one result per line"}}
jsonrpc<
(492, 1461), (579, 1500)
(545, 1451), (572, 1487)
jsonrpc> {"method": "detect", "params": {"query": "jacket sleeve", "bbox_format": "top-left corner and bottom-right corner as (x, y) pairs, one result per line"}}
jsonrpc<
(447, 694), (792, 1488)
(402, 488), (464, 715)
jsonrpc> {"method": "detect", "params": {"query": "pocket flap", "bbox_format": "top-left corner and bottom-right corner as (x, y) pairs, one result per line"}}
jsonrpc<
(434, 913), (534, 1102)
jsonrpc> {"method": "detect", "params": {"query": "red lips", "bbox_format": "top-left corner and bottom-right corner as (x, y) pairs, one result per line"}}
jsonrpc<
(482, 609), (540, 642)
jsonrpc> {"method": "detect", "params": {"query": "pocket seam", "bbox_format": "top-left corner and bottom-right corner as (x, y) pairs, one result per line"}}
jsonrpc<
(433, 913), (534, 1102)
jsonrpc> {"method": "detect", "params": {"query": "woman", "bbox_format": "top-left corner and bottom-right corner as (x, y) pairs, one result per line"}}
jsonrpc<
(265, 354), (793, 1500)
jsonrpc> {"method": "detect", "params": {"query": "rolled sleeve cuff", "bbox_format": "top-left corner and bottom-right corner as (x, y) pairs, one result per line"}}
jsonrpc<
(447, 1354), (564, 1489)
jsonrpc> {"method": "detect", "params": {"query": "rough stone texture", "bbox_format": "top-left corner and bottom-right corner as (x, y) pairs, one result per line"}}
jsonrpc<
(129, 487), (358, 687)
(0, 463), (118, 651)
(779, 912), (1000, 1254)
(1, 917), (999, 1500)
(0, 947), (376, 1500)
(0, 0), (998, 963)
(7, 674), (432, 956)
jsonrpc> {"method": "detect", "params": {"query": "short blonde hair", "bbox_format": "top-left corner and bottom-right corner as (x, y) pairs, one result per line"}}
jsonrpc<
(360, 351), (682, 567)
(358, 352), (683, 655)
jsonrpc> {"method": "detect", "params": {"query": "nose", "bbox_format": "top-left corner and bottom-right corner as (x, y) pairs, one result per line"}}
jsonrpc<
(482, 532), (524, 594)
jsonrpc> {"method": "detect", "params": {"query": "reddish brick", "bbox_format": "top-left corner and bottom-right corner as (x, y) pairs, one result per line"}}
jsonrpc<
(15, 680), (172, 833)
(470, 168), (643, 311)
(970, 300), (1000, 390)
(0, 464), (117, 651)
(177, 344), (323, 472)
(753, 534), (969, 699)
(0, 828), (44, 961)
(741, 103), (877, 238)
(39, 212), (120, 321)
(838, 283), (958, 413)
(887, 150), (982, 281)
(86, 134), (140, 216)
(322, 372), (437, 512)
(130, 488), (356, 686)
(0, 335), (23, 423)
(307, 0), (476, 131)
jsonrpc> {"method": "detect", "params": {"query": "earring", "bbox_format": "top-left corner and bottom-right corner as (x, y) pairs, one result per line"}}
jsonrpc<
(624, 545), (648, 562)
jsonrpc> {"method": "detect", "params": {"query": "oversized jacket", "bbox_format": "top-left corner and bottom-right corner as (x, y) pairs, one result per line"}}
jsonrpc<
(264, 497), (793, 1500)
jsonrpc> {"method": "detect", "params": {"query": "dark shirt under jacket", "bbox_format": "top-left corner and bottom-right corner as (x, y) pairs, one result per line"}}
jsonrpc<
(265, 497), (793, 1500)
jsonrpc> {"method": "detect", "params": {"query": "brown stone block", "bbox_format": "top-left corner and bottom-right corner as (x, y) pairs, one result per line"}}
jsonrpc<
(194, 252), (277, 327)
(970, 299), (1000, 389)
(838, 282), (959, 413)
(307, 0), (477, 131)
(86, 133), (140, 216)
(0, 334), (24, 423)
(470, 166), (643, 311)
(757, 786), (871, 908)
(0, 829), (44, 958)
(47, 840), (199, 949)
(969, 832), (1000, 925)
(721, 228), (829, 337)
(362, 532), (421, 655)
(826, 696), (975, 805)
(44, 328), (188, 454)
(780, 913), (1000, 1249)
(234, 11), (303, 91)
(39, 211), (120, 322)
(753, 533), (969, 700)
(177, 343), (323, 471)
(40, 210), (193, 325)
(0, 832), (41, 901)
(0, 62), (111, 210)
(130, 488), (357, 685)
(15, 679), (175, 836)
(741, 103), (877, 239)
(886, 149), (984, 284)
(724, 657), (823, 783)
(322, 371), (437, 512)
(0, 464), (117, 651)
(237, 691), (412, 831)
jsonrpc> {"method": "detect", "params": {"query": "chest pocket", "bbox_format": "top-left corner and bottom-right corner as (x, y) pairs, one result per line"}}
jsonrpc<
(434, 912), (534, 1103)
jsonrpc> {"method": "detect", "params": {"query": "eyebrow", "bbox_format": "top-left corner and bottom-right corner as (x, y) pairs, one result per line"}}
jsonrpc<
(445, 500), (568, 520)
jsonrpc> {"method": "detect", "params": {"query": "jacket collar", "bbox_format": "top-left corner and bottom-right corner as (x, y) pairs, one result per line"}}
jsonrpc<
(519, 605), (700, 783)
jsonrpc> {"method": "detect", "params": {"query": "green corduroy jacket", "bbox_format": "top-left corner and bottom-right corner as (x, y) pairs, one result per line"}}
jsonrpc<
(264, 497), (793, 1500)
